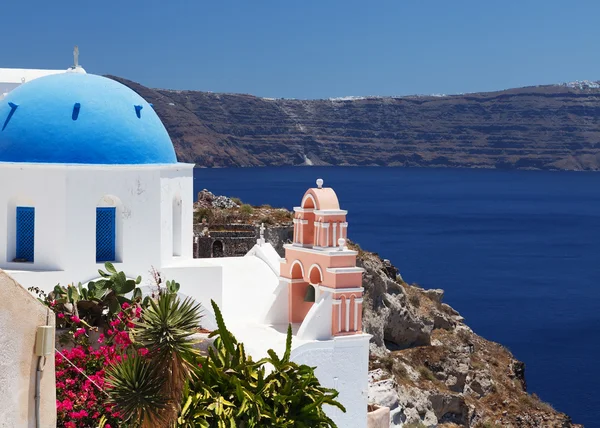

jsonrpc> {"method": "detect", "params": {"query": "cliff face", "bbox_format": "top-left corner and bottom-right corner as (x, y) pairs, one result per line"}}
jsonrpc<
(111, 76), (600, 171)
(358, 249), (580, 427)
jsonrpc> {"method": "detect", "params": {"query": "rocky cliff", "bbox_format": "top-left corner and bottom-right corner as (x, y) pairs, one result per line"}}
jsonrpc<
(358, 247), (580, 427)
(111, 76), (600, 171)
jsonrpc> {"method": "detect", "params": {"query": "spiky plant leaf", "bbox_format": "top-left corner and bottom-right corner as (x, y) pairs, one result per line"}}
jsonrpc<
(106, 353), (170, 428)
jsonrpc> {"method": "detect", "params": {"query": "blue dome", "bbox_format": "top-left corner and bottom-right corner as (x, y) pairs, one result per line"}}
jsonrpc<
(0, 73), (177, 164)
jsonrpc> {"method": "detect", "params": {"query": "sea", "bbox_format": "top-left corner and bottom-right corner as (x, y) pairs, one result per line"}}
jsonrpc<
(194, 166), (600, 426)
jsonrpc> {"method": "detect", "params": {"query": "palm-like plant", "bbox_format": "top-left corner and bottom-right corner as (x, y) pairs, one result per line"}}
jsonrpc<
(136, 293), (202, 418)
(105, 353), (170, 428)
(106, 292), (202, 427)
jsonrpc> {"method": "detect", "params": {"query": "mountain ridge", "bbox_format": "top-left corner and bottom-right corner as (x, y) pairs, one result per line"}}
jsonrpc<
(109, 75), (600, 171)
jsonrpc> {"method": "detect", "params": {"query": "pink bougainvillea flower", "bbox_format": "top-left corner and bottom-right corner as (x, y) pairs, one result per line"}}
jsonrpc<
(70, 315), (81, 324)
(73, 328), (86, 338)
(57, 313), (64, 319)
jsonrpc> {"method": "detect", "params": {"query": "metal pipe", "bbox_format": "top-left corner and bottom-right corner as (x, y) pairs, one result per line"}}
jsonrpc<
(35, 356), (45, 428)
(35, 309), (50, 428)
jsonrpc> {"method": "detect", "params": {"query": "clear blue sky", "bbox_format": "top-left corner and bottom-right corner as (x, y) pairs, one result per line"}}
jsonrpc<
(3, 1), (600, 99)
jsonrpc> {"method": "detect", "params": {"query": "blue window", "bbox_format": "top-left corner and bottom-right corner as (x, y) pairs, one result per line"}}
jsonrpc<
(16, 207), (35, 262)
(96, 207), (116, 262)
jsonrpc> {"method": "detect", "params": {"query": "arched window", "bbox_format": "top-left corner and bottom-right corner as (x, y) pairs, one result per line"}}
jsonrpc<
(15, 206), (35, 262)
(173, 196), (182, 256)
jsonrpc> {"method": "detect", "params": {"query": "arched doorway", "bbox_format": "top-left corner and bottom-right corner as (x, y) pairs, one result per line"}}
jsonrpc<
(289, 261), (322, 324)
(212, 240), (224, 258)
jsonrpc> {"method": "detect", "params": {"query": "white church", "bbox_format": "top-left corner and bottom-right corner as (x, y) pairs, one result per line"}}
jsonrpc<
(0, 57), (375, 426)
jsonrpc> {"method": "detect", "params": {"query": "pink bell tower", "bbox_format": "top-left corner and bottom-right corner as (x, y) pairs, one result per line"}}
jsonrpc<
(280, 179), (364, 338)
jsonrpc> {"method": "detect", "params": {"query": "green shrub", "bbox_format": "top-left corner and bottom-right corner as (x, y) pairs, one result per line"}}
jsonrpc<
(30, 262), (144, 329)
(240, 204), (254, 215)
(409, 293), (421, 308)
(418, 366), (436, 382)
(231, 197), (242, 205)
(260, 216), (275, 225)
(271, 209), (293, 224)
(177, 300), (345, 427)
(194, 207), (213, 223)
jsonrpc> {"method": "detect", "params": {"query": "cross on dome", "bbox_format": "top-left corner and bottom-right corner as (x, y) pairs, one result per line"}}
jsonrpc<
(74, 46), (79, 67)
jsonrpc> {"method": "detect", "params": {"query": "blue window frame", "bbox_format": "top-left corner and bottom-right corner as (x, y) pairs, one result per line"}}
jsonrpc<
(16, 206), (35, 262)
(96, 207), (116, 262)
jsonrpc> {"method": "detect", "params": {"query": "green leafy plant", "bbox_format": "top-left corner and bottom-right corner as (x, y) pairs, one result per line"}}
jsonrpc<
(31, 262), (143, 328)
(239, 204), (254, 215)
(177, 300), (345, 428)
(165, 279), (180, 295)
(106, 292), (202, 426)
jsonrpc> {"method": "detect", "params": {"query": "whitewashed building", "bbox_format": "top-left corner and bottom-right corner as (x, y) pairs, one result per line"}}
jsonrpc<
(0, 63), (371, 427)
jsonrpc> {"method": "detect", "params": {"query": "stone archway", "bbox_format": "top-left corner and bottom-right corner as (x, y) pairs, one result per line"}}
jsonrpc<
(212, 240), (224, 258)
(288, 259), (317, 324)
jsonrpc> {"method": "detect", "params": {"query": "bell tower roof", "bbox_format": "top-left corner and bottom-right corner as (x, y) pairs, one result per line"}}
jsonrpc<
(300, 179), (342, 211)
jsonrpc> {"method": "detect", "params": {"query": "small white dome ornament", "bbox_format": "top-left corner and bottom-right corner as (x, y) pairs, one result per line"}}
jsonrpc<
(316, 178), (324, 189)
(338, 238), (346, 251)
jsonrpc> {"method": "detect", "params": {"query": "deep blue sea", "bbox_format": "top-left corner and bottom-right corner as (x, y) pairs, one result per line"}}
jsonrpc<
(194, 167), (600, 426)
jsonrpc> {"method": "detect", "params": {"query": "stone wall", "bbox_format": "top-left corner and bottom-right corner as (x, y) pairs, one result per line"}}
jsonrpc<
(257, 224), (293, 257)
(0, 270), (56, 428)
(194, 223), (293, 258)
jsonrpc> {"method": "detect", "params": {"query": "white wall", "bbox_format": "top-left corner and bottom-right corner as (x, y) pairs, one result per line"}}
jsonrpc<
(291, 334), (371, 428)
(0, 165), (67, 271)
(160, 166), (194, 264)
(0, 162), (194, 291)
(205, 254), (280, 324)
(64, 165), (162, 282)
(161, 261), (223, 316)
